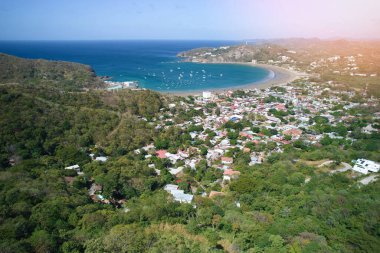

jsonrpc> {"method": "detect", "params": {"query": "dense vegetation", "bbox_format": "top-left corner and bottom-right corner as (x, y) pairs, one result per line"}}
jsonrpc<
(0, 53), (104, 90)
(0, 53), (379, 252)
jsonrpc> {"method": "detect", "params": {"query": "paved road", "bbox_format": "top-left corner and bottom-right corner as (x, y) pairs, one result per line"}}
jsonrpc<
(359, 175), (378, 185)
(331, 162), (352, 174)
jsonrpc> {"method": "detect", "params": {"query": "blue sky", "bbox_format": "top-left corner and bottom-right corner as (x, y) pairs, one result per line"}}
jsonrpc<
(1, 0), (379, 40)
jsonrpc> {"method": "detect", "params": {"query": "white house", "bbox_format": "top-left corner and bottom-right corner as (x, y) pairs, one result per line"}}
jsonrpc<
(362, 125), (377, 134)
(203, 91), (212, 99)
(352, 159), (380, 174)
(168, 167), (184, 176)
(95, 156), (108, 162)
(164, 184), (193, 204)
(64, 164), (83, 175)
(65, 164), (80, 170)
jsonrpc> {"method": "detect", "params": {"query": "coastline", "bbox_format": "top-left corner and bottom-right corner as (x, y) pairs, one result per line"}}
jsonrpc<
(160, 63), (303, 97)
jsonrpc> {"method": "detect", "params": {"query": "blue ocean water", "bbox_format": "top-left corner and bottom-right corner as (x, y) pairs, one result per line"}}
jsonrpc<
(0, 40), (270, 92)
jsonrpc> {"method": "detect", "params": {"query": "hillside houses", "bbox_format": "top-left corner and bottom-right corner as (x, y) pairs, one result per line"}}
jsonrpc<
(86, 79), (379, 209)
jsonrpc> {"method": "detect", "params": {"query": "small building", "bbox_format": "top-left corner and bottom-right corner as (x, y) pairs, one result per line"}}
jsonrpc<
(95, 156), (108, 162)
(221, 156), (233, 165)
(169, 167), (184, 176)
(64, 164), (83, 175)
(283, 128), (303, 138)
(164, 184), (193, 204)
(203, 91), (212, 99)
(156, 150), (167, 159)
(65, 164), (80, 170)
(223, 169), (241, 181)
(352, 159), (380, 174)
(362, 125), (377, 134)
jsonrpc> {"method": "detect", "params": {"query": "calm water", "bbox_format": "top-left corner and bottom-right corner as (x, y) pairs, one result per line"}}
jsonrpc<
(0, 40), (270, 92)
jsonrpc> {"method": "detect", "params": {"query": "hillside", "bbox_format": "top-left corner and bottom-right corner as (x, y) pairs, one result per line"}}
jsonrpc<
(177, 44), (287, 63)
(0, 53), (379, 253)
(0, 53), (104, 90)
(178, 39), (380, 97)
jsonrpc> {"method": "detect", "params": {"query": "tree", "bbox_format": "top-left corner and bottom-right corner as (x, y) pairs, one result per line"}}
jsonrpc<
(263, 235), (287, 253)
(29, 230), (57, 253)
(320, 135), (333, 146)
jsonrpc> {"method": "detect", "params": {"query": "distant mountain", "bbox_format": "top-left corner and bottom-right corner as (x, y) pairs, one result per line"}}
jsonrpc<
(0, 53), (104, 90)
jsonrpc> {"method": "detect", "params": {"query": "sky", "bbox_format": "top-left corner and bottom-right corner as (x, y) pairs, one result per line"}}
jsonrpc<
(0, 0), (379, 40)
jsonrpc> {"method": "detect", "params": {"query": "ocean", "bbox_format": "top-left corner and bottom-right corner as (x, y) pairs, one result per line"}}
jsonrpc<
(0, 40), (270, 92)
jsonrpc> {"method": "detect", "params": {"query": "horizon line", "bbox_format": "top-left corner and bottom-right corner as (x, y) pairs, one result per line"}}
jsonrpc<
(1, 37), (380, 42)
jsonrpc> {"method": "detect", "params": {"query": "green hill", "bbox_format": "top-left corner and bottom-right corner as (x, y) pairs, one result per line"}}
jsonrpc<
(0, 53), (104, 90)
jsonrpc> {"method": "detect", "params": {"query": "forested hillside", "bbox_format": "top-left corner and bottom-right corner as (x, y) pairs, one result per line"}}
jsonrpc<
(0, 53), (104, 90)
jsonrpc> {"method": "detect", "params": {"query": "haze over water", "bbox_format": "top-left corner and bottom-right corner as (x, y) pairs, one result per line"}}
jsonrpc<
(0, 40), (271, 92)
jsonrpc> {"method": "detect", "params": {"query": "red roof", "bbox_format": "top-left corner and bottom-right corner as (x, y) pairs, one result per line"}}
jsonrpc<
(223, 169), (240, 176)
(276, 104), (286, 111)
(283, 128), (302, 136)
(240, 132), (253, 139)
(221, 157), (233, 163)
(156, 150), (167, 159)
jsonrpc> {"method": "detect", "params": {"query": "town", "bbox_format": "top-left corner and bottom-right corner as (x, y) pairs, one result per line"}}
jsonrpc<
(72, 77), (379, 207)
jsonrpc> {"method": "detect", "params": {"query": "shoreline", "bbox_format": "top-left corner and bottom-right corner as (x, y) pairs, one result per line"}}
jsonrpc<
(159, 63), (304, 97)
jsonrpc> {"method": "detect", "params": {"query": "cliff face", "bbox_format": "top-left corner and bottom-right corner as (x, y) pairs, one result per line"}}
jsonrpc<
(0, 53), (104, 90)
(177, 44), (288, 63)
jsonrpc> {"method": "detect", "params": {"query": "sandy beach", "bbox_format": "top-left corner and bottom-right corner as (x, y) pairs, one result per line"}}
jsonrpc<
(161, 63), (304, 97)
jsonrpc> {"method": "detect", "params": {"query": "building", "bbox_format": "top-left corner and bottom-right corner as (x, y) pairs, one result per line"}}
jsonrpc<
(203, 91), (212, 99)
(156, 150), (167, 159)
(283, 128), (303, 138)
(352, 159), (380, 174)
(65, 164), (80, 170)
(164, 184), (193, 203)
(106, 81), (139, 91)
(223, 169), (241, 181)
(221, 156), (233, 165)
(95, 156), (108, 162)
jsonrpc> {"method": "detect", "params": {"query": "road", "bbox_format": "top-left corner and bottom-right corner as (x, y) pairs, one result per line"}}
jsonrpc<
(331, 162), (352, 174)
(359, 175), (378, 185)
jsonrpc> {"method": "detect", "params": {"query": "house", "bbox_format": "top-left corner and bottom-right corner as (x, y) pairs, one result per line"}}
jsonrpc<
(221, 156), (233, 165)
(352, 159), (380, 174)
(95, 156), (108, 162)
(156, 150), (167, 159)
(223, 169), (241, 181)
(164, 184), (178, 192)
(243, 147), (251, 153)
(283, 128), (302, 138)
(249, 155), (262, 166)
(276, 104), (286, 111)
(168, 167), (184, 176)
(65, 164), (80, 170)
(170, 190), (194, 203)
(203, 91), (212, 99)
(166, 153), (182, 164)
(164, 184), (193, 203)
(362, 125), (377, 134)
(65, 164), (83, 175)
(89, 183), (102, 196)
